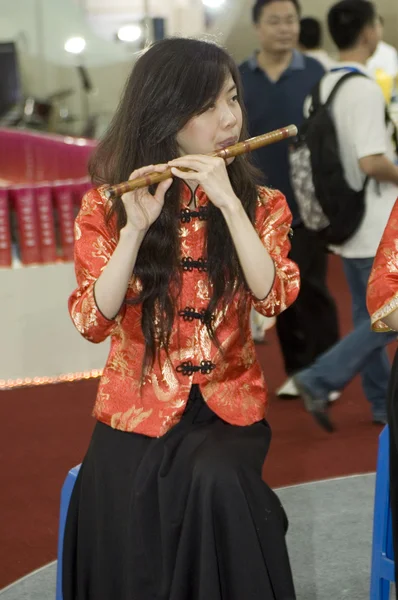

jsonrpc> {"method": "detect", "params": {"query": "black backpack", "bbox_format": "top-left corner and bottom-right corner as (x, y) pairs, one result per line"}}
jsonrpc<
(289, 71), (395, 245)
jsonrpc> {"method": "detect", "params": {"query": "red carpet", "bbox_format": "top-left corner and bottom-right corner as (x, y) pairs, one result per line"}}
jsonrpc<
(0, 255), (394, 589)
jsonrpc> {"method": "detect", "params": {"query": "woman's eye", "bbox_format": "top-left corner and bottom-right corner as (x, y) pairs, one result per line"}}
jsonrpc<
(197, 103), (215, 115)
(231, 95), (239, 102)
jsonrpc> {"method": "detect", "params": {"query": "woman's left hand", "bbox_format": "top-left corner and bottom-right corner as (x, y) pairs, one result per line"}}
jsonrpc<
(168, 155), (240, 211)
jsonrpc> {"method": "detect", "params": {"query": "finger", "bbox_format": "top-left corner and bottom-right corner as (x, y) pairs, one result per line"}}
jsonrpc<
(128, 163), (168, 181)
(168, 157), (206, 170)
(169, 155), (223, 167)
(154, 178), (173, 203)
(152, 163), (169, 172)
(170, 167), (201, 180)
(169, 158), (225, 173)
(123, 164), (169, 202)
(135, 198), (150, 229)
(169, 160), (206, 174)
(128, 165), (155, 181)
(121, 182), (147, 204)
(169, 154), (213, 164)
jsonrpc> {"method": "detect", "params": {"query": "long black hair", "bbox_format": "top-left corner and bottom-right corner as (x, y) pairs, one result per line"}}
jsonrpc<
(89, 37), (263, 373)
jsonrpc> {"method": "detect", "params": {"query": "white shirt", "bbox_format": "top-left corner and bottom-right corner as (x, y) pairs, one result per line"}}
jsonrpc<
(304, 49), (337, 71)
(317, 63), (398, 258)
(367, 41), (398, 79)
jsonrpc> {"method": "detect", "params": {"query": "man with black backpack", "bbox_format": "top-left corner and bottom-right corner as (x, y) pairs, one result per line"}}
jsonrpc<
(240, 0), (340, 399)
(291, 0), (398, 432)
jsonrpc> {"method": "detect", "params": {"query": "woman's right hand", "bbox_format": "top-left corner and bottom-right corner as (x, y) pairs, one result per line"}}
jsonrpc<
(121, 164), (173, 233)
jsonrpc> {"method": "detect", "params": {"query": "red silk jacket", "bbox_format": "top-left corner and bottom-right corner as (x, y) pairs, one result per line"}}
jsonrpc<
(68, 184), (300, 437)
(367, 197), (398, 331)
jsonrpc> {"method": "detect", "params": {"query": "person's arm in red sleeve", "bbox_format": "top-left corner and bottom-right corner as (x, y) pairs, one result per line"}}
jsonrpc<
(367, 198), (398, 332)
(69, 164), (173, 343)
(250, 187), (300, 317)
(68, 188), (139, 343)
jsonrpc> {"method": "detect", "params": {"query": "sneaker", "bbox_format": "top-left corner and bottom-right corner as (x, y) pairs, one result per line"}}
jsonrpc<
(277, 377), (340, 403)
(276, 378), (300, 398)
(251, 316), (276, 344)
(328, 391), (341, 402)
(252, 328), (266, 344)
(292, 376), (335, 433)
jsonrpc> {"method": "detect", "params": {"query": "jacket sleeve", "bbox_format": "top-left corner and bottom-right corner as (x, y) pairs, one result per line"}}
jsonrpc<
(68, 188), (127, 343)
(251, 187), (300, 317)
(367, 198), (398, 332)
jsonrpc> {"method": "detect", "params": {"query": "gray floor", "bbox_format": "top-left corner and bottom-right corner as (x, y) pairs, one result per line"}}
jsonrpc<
(0, 473), (387, 600)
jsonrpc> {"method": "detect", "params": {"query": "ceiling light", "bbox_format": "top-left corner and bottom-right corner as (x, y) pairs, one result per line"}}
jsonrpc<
(202, 0), (226, 8)
(117, 24), (142, 43)
(64, 37), (86, 54)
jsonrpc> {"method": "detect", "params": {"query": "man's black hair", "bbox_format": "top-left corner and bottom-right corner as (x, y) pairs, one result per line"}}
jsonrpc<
(252, 0), (301, 24)
(299, 17), (322, 50)
(328, 0), (376, 51)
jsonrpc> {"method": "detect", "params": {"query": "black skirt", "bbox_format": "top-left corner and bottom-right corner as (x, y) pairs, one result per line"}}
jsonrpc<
(62, 384), (296, 600)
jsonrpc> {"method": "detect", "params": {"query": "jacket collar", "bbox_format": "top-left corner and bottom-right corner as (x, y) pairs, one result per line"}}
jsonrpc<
(180, 181), (207, 208)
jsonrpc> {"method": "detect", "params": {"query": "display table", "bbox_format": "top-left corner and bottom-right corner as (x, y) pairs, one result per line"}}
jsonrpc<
(0, 262), (109, 386)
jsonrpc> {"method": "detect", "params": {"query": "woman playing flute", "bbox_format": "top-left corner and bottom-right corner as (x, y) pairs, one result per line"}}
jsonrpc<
(64, 37), (300, 600)
(367, 200), (398, 594)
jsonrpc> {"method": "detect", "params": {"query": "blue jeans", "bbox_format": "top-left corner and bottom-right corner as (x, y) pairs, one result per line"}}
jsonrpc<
(296, 257), (396, 418)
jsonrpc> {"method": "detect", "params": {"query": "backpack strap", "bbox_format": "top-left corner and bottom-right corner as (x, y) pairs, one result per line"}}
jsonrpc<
(310, 80), (322, 113)
(308, 70), (365, 115)
(324, 71), (367, 108)
(323, 71), (370, 192)
(307, 70), (397, 189)
(325, 71), (398, 152)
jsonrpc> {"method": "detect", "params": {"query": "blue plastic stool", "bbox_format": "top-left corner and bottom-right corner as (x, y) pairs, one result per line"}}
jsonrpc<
(370, 425), (395, 599)
(55, 464), (81, 600)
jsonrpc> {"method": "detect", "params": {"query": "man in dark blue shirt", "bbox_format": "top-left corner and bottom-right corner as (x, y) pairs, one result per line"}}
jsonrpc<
(240, 0), (339, 397)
